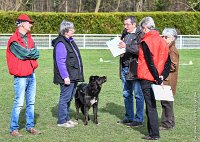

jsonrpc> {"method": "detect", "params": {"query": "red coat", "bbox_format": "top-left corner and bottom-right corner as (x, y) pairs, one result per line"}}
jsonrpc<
(6, 29), (38, 76)
(137, 30), (169, 82)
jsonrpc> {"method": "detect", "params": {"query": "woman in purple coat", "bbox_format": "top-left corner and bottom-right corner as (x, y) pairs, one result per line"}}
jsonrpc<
(52, 20), (84, 128)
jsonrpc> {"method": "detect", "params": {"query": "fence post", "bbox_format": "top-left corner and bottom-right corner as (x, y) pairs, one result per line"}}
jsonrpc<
(49, 34), (51, 49)
(83, 34), (86, 49)
(179, 35), (183, 49)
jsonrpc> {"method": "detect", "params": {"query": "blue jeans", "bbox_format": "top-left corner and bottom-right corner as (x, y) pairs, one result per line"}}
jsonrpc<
(57, 83), (77, 124)
(10, 73), (36, 132)
(121, 67), (144, 122)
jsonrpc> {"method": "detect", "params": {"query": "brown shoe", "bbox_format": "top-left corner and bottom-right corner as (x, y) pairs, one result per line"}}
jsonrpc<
(10, 130), (23, 137)
(26, 128), (41, 135)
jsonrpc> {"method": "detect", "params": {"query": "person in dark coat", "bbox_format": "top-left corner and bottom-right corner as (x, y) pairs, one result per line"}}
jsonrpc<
(117, 16), (144, 127)
(52, 20), (84, 128)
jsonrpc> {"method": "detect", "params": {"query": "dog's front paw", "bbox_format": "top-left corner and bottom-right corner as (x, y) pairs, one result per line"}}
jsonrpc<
(94, 120), (98, 124)
(84, 122), (88, 126)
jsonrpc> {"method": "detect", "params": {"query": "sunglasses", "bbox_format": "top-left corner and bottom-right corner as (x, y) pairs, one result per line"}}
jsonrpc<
(161, 36), (168, 39)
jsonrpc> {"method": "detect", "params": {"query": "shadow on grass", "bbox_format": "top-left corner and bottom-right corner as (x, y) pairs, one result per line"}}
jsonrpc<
(18, 108), (40, 130)
(51, 105), (58, 118)
(51, 104), (76, 119)
(100, 102), (125, 119)
(100, 102), (149, 135)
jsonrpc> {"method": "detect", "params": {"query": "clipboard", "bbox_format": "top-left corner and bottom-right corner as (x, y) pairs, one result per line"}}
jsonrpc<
(106, 37), (125, 57)
(151, 84), (174, 101)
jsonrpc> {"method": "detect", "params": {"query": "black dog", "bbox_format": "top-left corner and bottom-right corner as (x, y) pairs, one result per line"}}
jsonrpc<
(75, 75), (107, 125)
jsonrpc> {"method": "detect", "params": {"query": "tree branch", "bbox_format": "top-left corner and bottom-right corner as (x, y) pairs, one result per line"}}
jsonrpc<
(176, 1), (196, 11)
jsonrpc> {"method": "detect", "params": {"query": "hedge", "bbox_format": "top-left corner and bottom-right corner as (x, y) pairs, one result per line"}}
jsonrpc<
(0, 12), (199, 34)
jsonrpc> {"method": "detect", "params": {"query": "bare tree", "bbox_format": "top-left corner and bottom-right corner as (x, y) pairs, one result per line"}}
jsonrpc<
(0, 0), (198, 12)
(15, 0), (23, 11)
(176, 0), (199, 11)
(136, 0), (144, 11)
(143, 0), (155, 11)
(115, 0), (121, 11)
(78, 0), (82, 12)
(0, 0), (27, 11)
(65, 0), (68, 12)
(95, 0), (101, 12)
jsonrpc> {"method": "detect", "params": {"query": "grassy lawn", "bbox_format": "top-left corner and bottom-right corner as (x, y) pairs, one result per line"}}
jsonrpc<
(0, 49), (199, 142)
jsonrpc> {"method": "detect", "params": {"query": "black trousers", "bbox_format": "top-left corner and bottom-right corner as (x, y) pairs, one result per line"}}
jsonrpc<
(141, 80), (159, 138)
(161, 101), (175, 128)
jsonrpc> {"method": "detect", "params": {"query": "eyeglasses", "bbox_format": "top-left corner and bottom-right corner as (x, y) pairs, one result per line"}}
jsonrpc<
(69, 29), (75, 32)
(124, 23), (132, 27)
(161, 35), (171, 39)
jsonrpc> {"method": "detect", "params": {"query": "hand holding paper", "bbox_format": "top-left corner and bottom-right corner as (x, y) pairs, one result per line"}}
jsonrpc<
(118, 40), (126, 49)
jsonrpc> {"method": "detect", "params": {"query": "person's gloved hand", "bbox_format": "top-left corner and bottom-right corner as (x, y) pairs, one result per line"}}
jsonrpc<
(157, 78), (162, 85)
(157, 76), (164, 85)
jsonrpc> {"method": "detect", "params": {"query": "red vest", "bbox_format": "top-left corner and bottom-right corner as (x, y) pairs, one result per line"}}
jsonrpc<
(6, 29), (38, 76)
(137, 30), (169, 82)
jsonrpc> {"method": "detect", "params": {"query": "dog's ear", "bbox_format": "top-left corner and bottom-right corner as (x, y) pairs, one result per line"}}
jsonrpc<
(97, 76), (107, 85)
(89, 75), (99, 83)
(102, 76), (107, 80)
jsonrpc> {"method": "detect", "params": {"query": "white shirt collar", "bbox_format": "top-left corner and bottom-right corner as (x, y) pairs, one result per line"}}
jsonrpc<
(130, 28), (136, 33)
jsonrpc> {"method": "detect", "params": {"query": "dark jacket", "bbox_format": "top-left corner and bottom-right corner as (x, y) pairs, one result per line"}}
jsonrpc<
(119, 26), (143, 80)
(52, 35), (84, 84)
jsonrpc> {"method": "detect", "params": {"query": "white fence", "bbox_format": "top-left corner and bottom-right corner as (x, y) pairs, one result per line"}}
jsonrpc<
(0, 34), (200, 49)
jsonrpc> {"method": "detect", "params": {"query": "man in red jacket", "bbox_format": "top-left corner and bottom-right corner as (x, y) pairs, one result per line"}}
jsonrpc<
(138, 17), (171, 140)
(6, 14), (40, 137)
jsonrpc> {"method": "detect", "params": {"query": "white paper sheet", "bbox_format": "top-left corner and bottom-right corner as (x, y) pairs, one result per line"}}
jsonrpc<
(151, 84), (174, 101)
(106, 37), (125, 57)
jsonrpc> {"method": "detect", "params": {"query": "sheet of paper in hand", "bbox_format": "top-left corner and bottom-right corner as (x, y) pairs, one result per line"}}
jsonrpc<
(106, 37), (125, 57)
(151, 84), (174, 101)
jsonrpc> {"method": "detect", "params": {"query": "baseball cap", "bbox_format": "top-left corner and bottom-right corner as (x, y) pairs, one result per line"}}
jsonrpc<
(17, 14), (34, 23)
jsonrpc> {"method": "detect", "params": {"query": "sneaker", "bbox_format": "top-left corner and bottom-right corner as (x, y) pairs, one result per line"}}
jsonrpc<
(67, 120), (78, 125)
(10, 130), (23, 137)
(117, 119), (133, 125)
(126, 121), (143, 127)
(57, 122), (75, 128)
(26, 128), (41, 135)
(142, 135), (159, 140)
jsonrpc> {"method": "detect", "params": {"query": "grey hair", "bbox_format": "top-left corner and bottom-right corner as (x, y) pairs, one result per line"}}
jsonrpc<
(59, 20), (74, 36)
(139, 17), (155, 30)
(162, 28), (177, 39)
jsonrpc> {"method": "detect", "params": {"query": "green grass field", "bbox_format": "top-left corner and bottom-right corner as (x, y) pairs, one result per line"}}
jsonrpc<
(0, 49), (199, 142)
